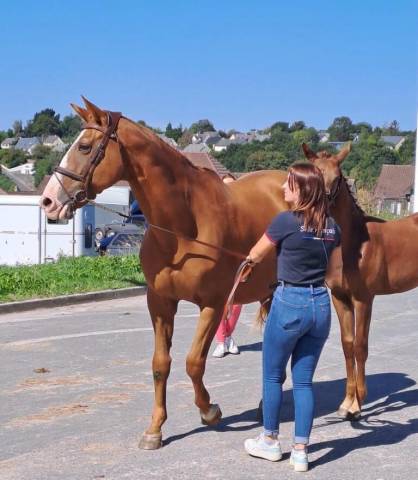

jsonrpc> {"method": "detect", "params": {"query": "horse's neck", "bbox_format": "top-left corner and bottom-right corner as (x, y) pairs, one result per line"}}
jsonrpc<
(331, 179), (366, 246)
(119, 120), (207, 234)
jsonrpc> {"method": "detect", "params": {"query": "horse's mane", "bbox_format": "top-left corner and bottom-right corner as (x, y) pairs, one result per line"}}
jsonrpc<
(341, 175), (365, 216)
(123, 117), (203, 173)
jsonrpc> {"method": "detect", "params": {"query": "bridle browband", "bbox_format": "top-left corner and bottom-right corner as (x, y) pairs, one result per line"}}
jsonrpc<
(53, 110), (122, 211)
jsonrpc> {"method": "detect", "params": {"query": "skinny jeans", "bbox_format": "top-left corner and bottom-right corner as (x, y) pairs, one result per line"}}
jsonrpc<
(262, 283), (331, 444)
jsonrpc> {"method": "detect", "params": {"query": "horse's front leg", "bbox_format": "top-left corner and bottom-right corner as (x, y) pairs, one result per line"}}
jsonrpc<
(351, 299), (373, 418)
(331, 293), (356, 418)
(139, 289), (178, 450)
(186, 304), (224, 426)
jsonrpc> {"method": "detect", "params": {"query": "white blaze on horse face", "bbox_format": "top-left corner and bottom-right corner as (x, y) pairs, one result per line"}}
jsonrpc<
(41, 131), (85, 206)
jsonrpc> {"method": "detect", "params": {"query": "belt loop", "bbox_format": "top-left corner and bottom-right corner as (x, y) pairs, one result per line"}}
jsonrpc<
(310, 284), (314, 295)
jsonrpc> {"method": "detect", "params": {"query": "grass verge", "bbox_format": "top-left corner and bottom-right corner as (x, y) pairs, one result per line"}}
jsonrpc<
(0, 254), (145, 303)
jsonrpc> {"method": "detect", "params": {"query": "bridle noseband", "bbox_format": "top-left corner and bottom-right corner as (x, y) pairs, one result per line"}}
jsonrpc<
(53, 110), (122, 211)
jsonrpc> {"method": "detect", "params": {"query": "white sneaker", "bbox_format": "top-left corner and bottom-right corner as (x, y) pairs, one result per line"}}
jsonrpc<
(225, 336), (239, 354)
(244, 433), (282, 462)
(212, 342), (226, 358)
(290, 447), (308, 472)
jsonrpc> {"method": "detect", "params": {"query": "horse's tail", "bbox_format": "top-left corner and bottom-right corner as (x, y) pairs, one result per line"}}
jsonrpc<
(255, 295), (272, 330)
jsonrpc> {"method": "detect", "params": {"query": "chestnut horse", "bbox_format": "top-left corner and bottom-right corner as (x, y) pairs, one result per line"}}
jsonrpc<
(302, 143), (418, 419)
(40, 98), (288, 449)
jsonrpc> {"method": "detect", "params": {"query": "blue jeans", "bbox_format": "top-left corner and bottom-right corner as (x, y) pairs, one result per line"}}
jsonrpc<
(262, 283), (331, 444)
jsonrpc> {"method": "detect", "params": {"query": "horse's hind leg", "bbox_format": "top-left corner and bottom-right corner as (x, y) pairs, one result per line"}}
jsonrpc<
(186, 305), (223, 426)
(139, 289), (177, 450)
(351, 299), (373, 418)
(332, 293), (356, 418)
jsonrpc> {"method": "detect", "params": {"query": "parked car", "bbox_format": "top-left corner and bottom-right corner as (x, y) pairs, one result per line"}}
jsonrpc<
(95, 200), (147, 255)
(98, 230), (143, 256)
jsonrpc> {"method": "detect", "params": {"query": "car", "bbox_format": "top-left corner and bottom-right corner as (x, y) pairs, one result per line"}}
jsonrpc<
(98, 230), (144, 256)
(94, 200), (147, 253)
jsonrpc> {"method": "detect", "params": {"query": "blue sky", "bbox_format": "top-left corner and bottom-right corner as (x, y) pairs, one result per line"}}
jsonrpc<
(1, 0), (417, 132)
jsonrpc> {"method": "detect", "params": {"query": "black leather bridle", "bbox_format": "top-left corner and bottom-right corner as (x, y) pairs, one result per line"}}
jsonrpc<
(53, 110), (122, 212)
(327, 174), (343, 206)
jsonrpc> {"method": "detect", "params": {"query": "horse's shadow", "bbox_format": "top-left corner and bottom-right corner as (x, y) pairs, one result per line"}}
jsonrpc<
(163, 372), (416, 449)
(239, 341), (262, 352)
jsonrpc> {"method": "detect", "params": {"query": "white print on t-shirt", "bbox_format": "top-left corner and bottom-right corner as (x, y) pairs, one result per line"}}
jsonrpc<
(300, 225), (336, 241)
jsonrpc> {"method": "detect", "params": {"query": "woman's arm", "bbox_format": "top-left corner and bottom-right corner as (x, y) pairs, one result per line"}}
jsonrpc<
(247, 233), (276, 264)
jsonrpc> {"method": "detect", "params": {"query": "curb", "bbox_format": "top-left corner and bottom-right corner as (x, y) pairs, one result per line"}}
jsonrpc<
(0, 286), (147, 315)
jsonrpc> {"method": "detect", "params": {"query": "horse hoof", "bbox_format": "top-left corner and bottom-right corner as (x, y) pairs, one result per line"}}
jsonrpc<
(337, 407), (349, 418)
(138, 432), (163, 450)
(200, 403), (222, 426)
(347, 410), (361, 421)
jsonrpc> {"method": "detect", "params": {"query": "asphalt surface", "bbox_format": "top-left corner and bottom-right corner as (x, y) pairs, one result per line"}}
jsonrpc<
(0, 290), (417, 480)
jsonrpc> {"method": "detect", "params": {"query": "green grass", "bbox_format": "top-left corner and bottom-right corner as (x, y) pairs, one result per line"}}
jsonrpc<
(0, 254), (145, 303)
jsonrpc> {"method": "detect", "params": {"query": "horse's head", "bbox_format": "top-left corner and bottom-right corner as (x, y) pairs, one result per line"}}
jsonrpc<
(40, 97), (125, 220)
(301, 142), (351, 201)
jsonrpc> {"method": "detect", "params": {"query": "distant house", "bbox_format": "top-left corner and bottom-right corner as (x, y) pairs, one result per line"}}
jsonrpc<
(318, 131), (330, 143)
(157, 133), (178, 149)
(0, 137), (17, 149)
(229, 132), (248, 143)
(183, 143), (211, 154)
(183, 152), (231, 178)
(381, 136), (405, 150)
(213, 138), (231, 152)
(247, 131), (270, 143)
(43, 135), (67, 152)
(8, 160), (36, 175)
(14, 137), (40, 155)
(192, 131), (222, 146)
(374, 164), (414, 216)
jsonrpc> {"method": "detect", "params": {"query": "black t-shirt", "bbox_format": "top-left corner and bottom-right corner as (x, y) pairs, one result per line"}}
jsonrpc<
(266, 211), (341, 285)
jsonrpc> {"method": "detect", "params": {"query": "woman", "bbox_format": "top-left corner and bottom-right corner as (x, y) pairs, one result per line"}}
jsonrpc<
(244, 162), (340, 472)
(212, 173), (242, 358)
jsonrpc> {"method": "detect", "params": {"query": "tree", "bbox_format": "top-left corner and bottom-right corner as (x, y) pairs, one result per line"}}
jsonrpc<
(165, 122), (183, 142)
(0, 174), (15, 192)
(289, 121), (306, 132)
(0, 149), (27, 168)
(292, 128), (319, 146)
(34, 150), (62, 186)
(270, 121), (289, 134)
(398, 133), (415, 165)
(177, 129), (194, 148)
(12, 120), (23, 136)
(189, 119), (215, 134)
(352, 122), (372, 135)
(328, 116), (353, 141)
(25, 108), (61, 137)
(60, 114), (82, 141)
(245, 151), (290, 171)
(383, 120), (400, 135)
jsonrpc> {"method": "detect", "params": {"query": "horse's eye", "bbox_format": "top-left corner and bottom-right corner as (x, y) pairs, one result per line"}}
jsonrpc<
(78, 144), (92, 153)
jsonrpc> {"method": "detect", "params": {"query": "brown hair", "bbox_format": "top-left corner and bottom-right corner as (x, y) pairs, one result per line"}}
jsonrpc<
(287, 162), (328, 235)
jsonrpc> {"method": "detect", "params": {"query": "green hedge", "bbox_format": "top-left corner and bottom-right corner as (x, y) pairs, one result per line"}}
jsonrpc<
(0, 254), (145, 303)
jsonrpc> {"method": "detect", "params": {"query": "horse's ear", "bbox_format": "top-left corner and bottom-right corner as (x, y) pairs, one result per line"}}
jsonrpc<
(334, 142), (352, 165)
(81, 96), (107, 126)
(301, 143), (317, 161)
(70, 103), (89, 122)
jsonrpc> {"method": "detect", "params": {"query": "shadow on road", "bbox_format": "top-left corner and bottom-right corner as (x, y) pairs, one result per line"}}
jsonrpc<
(163, 372), (416, 450)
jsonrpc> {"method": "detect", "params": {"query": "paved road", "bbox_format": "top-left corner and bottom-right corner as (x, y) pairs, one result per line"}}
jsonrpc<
(0, 290), (417, 480)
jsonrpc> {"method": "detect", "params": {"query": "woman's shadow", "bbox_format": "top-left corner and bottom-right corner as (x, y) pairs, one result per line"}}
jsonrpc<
(163, 372), (416, 448)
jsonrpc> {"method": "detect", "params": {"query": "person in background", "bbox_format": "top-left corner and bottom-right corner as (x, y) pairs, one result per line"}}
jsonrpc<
(212, 173), (242, 358)
(243, 162), (341, 472)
